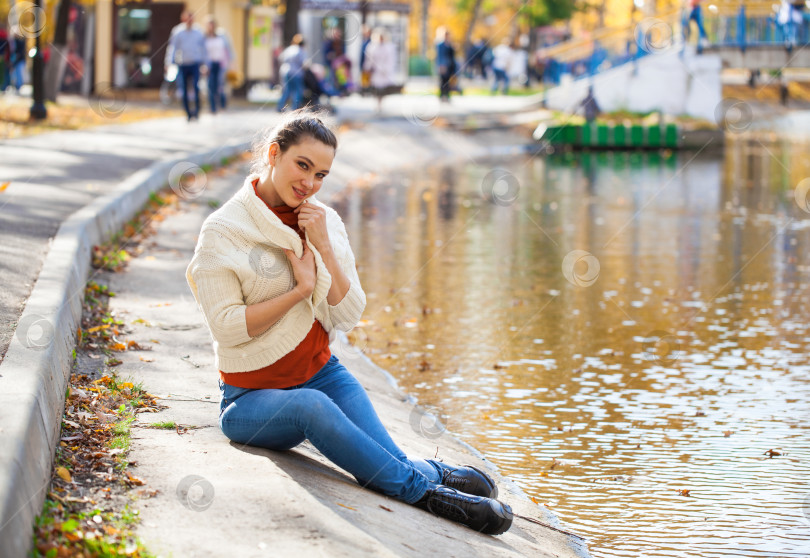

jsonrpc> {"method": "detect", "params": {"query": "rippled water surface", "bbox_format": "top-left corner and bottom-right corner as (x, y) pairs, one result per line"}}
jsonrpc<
(332, 136), (810, 558)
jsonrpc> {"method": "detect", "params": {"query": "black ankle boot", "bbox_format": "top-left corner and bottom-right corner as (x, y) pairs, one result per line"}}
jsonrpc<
(426, 459), (498, 498)
(415, 485), (513, 535)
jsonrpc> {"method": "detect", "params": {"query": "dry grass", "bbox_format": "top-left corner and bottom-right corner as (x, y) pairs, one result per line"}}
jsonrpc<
(0, 93), (184, 139)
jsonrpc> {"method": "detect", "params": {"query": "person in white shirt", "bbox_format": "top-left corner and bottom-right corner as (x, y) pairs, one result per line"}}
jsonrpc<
(363, 29), (398, 113)
(490, 38), (513, 95)
(204, 16), (229, 114)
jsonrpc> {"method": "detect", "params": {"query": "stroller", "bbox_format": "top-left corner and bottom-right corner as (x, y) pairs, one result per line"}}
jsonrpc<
(302, 64), (336, 113)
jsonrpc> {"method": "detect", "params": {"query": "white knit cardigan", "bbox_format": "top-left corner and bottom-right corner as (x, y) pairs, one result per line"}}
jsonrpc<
(185, 175), (366, 373)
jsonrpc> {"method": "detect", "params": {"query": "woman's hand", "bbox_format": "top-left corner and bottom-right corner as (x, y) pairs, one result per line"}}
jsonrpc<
(294, 203), (332, 256)
(284, 244), (316, 299)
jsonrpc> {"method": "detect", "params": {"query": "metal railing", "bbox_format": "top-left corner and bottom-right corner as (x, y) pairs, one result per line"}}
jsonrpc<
(539, 2), (810, 85)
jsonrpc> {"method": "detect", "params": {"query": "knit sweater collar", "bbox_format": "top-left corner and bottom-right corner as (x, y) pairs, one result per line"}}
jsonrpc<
(237, 174), (326, 252)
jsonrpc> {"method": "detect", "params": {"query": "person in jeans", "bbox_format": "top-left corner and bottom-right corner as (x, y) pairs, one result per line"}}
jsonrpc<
(203, 16), (228, 114)
(277, 34), (306, 112)
(166, 11), (207, 121)
(491, 38), (513, 95)
(186, 110), (513, 536)
(435, 28), (457, 102)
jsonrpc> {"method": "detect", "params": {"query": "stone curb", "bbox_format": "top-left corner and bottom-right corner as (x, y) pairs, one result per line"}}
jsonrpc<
(0, 139), (250, 558)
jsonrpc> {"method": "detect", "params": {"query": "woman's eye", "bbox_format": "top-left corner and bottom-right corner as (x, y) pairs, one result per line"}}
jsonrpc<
(316, 173), (325, 179)
(298, 161), (308, 170)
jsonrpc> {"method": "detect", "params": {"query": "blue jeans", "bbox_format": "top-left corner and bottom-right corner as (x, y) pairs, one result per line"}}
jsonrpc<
(207, 62), (221, 114)
(178, 63), (201, 119)
(277, 71), (303, 111)
(491, 68), (509, 94)
(219, 355), (442, 504)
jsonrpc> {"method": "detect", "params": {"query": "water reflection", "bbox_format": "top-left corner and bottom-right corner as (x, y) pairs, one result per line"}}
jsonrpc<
(331, 138), (810, 558)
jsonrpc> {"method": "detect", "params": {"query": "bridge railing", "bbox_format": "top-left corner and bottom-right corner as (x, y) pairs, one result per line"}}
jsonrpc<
(539, 1), (810, 85)
(702, 0), (810, 48)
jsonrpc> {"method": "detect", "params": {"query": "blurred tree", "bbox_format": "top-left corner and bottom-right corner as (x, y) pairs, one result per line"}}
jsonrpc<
(283, 0), (301, 45)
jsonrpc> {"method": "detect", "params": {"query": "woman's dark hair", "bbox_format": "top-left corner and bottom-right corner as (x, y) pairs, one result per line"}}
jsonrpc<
(251, 109), (337, 177)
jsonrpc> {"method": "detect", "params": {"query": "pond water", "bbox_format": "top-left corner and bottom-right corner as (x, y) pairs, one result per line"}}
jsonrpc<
(331, 136), (810, 558)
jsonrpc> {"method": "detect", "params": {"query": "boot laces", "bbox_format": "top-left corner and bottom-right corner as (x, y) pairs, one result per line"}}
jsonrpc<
(426, 487), (473, 521)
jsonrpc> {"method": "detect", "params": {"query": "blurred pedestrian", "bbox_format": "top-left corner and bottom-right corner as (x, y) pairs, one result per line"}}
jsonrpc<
(580, 85), (600, 122)
(278, 34), (306, 112)
(9, 28), (27, 92)
(777, 0), (803, 47)
(359, 26), (372, 94)
(683, 0), (708, 49)
(436, 28), (457, 102)
(216, 25), (235, 109)
(166, 11), (207, 121)
(491, 38), (513, 95)
(364, 29), (397, 113)
(509, 37), (529, 88)
(204, 16), (228, 114)
(0, 25), (9, 92)
(186, 109), (513, 537)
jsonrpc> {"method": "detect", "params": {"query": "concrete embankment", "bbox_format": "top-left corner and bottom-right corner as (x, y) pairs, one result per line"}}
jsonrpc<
(113, 119), (590, 557)
(0, 105), (589, 557)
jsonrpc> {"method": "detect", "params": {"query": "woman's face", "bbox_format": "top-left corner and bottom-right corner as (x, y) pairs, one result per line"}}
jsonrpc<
(267, 136), (335, 207)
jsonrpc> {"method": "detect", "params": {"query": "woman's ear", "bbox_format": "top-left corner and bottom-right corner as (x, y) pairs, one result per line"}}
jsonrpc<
(268, 143), (278, 166)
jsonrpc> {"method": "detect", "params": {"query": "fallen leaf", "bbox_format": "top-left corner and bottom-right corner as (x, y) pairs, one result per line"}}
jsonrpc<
(765, 449), (782, 458)
(126, 474), (145, 486)
(336, 502), (356, 511)
(678, 489), (691, 497)
(56, 467), (72, 483)
(723, 430), (733, 437)
(0, 182), (9, 192)
(379, 505), (393, 512)
(139, 356), (154, 362)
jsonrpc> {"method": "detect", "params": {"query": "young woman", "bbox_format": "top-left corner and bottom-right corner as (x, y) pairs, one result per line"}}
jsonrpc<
(186, 110), (513, 535)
